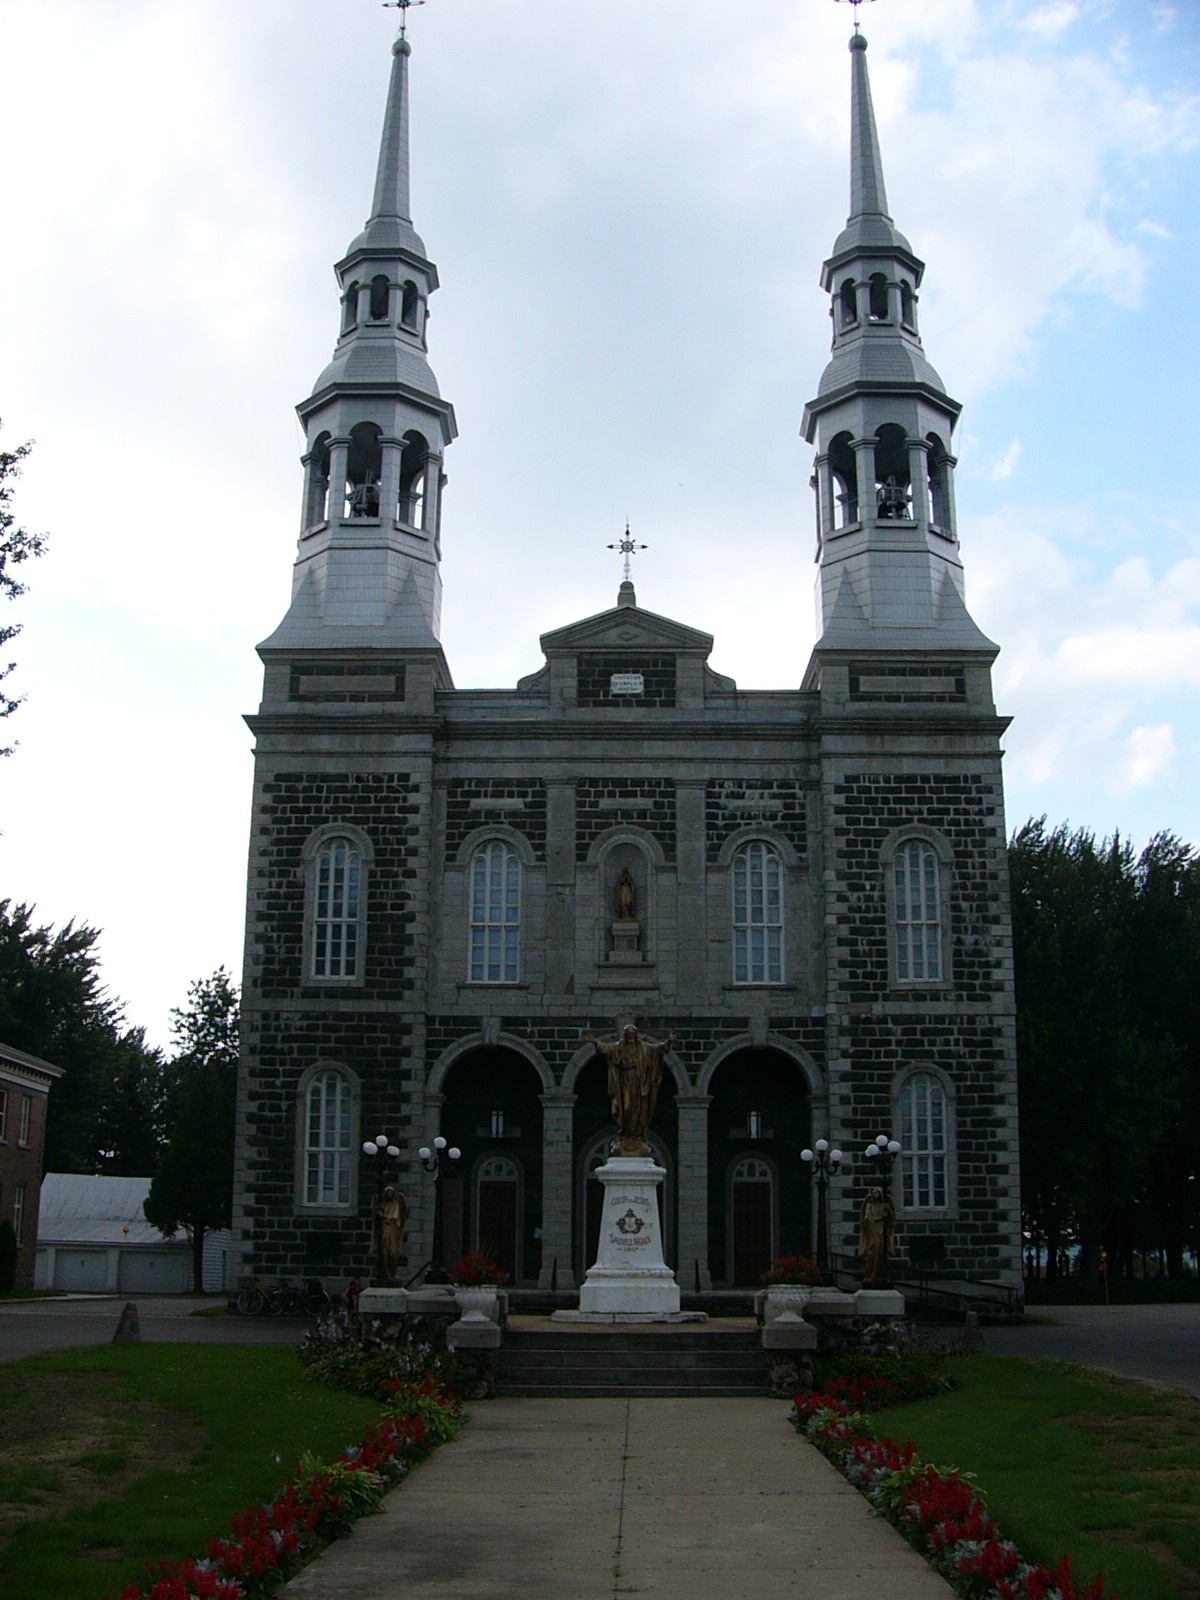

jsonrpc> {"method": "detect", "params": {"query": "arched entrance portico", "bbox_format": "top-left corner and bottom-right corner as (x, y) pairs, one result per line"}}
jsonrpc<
(705, 1048), (812, 1286)
(438, 1047), (545, 1285)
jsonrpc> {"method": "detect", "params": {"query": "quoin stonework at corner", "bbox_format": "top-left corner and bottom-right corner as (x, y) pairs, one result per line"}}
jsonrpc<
(231, 27), (1020, 1297)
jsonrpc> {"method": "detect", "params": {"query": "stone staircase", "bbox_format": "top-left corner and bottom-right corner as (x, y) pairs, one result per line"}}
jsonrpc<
(495, 1324), (769, 1398)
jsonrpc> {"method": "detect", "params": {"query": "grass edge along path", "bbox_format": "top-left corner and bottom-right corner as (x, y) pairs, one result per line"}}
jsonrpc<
(795, 1355), (1200, 1600)
(0, 1344), (463, 1600)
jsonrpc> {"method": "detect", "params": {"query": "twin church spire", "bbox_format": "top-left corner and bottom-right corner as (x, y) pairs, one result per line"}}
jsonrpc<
(268, 24), (987, 668)
(266, 30), (456, 652)
(803, 32), (992, 659)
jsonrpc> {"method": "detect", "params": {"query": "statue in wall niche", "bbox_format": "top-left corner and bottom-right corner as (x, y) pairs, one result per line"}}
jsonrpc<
(583, 1024), (677, 1159)
(858, 1186), (896, 1285)
(370, 1185), (407, 1283)
(615, 867), (637, 922)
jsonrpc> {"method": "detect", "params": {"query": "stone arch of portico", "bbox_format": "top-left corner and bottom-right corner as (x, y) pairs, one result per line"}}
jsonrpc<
(560, 1037), (688, 1098)
(697, 1033), (823, 1101)
(427, 1032), (553, 1098)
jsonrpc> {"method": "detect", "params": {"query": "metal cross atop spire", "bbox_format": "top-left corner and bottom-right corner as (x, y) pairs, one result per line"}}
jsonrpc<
(383, 0), (426, 38)
(607, 521), (648, 584)
(834, 0), (876, 34)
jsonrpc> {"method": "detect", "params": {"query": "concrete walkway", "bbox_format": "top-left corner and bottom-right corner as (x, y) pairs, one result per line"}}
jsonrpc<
(280, 1397), (953, 1599)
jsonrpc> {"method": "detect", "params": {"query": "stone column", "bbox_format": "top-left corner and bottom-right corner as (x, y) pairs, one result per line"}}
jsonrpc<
(675, 785), (707, 1003)
(421, 450), (444, 537)
(539, 1089), (576, 1289)
(815, 453), (834, 542)
(327, 438), (350, 526)
(853, 437), (875, 526)
(907, 438), (931, 529)
(378, 435), (402, 530)
(675, 1092), (712, 1291)
(544, 783), (577, 999)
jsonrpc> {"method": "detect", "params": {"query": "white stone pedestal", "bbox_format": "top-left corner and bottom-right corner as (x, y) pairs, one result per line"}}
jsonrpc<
(575, 1156), (681, 1318)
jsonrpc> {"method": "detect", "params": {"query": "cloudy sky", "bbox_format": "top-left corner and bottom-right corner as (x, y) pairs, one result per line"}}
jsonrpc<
(1, 0), (1197, 1049)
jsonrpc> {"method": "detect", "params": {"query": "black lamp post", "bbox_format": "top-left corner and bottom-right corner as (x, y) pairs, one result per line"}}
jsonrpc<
(361, 1132), (400, 1285)
(862, 1133), (902, 1286)
(417, 1135), (461, 1284)
(800, 1138), (843, 1281)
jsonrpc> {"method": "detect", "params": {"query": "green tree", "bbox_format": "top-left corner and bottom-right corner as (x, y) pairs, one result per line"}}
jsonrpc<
(0, 420), (48, 748)
(1010, 820), (1188, 1283)
(144, 1063), (235, 1292)
(93, 1026), (165, 1176)
(144, 969), (239, 1291)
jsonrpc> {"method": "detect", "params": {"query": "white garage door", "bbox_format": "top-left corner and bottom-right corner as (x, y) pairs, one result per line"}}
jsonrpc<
(54, 1249), (111, 1292)
(119, 1249), (191, 1294)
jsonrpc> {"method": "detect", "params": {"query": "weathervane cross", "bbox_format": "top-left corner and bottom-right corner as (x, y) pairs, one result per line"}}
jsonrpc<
(382, 0), (426, 37)
(607, 521), (648, 585)
(833, 0), (876, 33)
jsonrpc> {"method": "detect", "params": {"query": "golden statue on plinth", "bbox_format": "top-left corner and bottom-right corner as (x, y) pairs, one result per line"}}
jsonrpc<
(584, 1024), (676, 1158)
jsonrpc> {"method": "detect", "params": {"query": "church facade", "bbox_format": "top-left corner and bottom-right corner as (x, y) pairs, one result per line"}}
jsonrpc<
(231, 27), (1021, 1294)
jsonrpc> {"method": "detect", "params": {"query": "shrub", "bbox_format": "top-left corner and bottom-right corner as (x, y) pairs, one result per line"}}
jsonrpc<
(0, 1220), (16, 1294)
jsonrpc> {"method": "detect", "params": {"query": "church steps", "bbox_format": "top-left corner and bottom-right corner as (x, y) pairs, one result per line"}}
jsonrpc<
(495, 1327), (770, 1398)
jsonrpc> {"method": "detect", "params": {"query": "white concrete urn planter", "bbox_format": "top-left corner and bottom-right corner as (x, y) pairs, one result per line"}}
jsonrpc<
(765, 1284), (812, 1321)
(453, 1286), (499, 1323)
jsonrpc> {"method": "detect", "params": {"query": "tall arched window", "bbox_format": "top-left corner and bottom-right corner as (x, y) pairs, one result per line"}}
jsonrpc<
(732, 842), (784, 984)
(899, 1072), (949, 1209)
(894, 839), (942, 981)
(869, 272), (890, 320)
(470, 840), (520, 982)
(313, 838), (361, 979)
(368, 274), (390, 321)
(839, 278), (858, 327)
(398, 430), (428, 527)
(341, 281), (359, 333)
(305, 1069), (352, 1206)
(400, 279), (421, 330)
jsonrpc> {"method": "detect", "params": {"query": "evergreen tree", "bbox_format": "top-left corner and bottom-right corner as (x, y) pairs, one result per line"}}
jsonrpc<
(0, 420), (47, 748)
(144, 1063), (235, 1292)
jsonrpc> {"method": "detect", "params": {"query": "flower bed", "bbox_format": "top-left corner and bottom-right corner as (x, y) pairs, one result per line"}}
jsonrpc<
(108, 1384), (463, 1600)
(792, 1385), (1116, 1600)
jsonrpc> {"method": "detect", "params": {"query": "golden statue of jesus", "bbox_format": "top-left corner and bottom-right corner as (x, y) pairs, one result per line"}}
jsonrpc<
(584, 1024), (677, 1157)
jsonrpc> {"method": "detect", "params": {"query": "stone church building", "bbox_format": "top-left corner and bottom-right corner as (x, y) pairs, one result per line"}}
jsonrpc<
(231, 27), (1021, 1293)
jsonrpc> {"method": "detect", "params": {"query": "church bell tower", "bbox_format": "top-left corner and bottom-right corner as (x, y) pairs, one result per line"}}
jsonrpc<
(263, 30), (457, 661)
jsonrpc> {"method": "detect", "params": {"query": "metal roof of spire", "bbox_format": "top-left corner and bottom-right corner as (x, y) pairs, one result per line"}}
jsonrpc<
(828, 33), (912, 262)
(343, 30), (428, 260)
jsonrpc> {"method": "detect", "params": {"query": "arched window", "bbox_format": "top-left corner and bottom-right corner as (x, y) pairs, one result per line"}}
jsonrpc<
(732, 842), (784, 984)
(899, 1072), (949, 1210)
(869, 272), (890, 321)
(874, 423), (911, 520)
(341, 281), (359, 334)
(313, 837), (362, 979)
(900, 279), (916, 330)
(368, 275), (390, 321)
(304, 1069), (353, 1207)
(894, 839), (942, 982)
(926, 433), (953, 536)
(829, 431), (858, 528)
(398, 431), (428, 527)
(470, 840), (520, 982)
(305, 432), (331, 529)
(839, 278), (858, 328)
(346, 422), (382, 518)
(400, 279), (421, 330)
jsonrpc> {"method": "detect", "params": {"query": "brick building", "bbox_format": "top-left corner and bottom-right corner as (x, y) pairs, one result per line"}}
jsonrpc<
(0, 1042), (63, 1291)
(231, 29), (1021, 1294)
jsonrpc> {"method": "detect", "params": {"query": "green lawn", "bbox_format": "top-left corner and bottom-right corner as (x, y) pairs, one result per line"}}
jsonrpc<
(881, 1355), (1200, 1600)
(0, 1343), (387, 1600)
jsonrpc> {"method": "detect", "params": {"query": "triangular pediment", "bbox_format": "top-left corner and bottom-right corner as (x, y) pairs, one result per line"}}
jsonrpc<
(540, 599), (713, 658)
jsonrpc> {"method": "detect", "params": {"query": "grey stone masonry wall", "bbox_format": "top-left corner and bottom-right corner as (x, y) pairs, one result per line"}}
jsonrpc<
(826, 1012), (1016, 1278)
(829, 769), (1004, 1005)
(250, 771), (422, 998)
(705, 779), (810, 861)
(444, 778), (547, 861)
(576, 777), (677, 861)
(577, 653), (677, 707)
(288, 662), (406, 702)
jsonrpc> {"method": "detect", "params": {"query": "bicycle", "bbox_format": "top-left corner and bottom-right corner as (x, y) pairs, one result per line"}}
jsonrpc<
(235, 1279), (268, 1316)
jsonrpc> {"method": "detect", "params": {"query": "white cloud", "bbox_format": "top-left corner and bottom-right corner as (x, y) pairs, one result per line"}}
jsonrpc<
(1019, 3), (1081, 40)
(989, 441), (1022, 481)
(1126, 723), (1175, 787)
